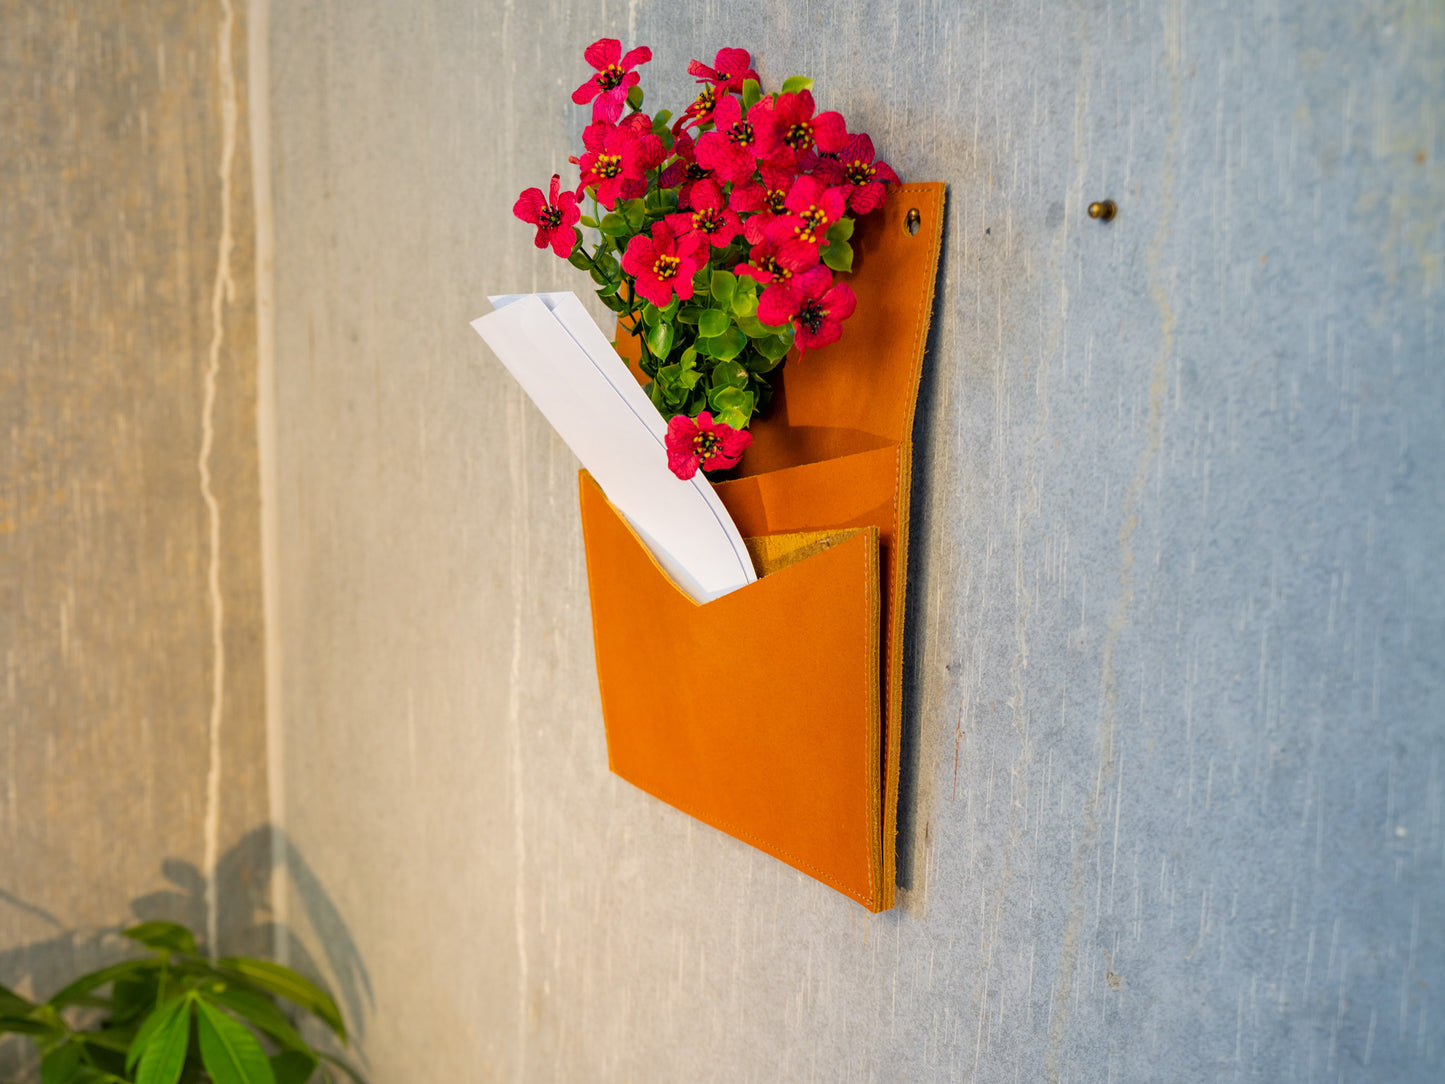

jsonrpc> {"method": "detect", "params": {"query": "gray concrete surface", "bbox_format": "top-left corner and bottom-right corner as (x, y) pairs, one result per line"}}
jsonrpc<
(265, 0), (1445, 1080)
(0, 3), (271, 1075)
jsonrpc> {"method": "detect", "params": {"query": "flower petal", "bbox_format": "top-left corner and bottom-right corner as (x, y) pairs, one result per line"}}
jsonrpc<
(584, 38), (621, 70)
(620, 45), (652, 70)
(512, 187), (547, 223)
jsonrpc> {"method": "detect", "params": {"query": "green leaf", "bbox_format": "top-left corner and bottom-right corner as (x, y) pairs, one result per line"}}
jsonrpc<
(822, 240), (854, 273)
(620, 199), (647, 230)
(566, 249), (593, 271)
(651, 109), (673, 130)
(195, 1001), (275, 1084)
(780, 75), (814, 95)
(216, 961), (344, 1042)
(40, 1043), (81, 1084)
(710, 270), (737, 309)
(711, 327), (749, 361)
(826, 216), (855, 243)
(597, 278), (621, 298)
(202, 986), (306, 1052)
(597, 214), (628, 238)
(730, 291), (758, 320)
(0, 1014), (57, 1037)
(641, 303), (660, 328)
(269, 1051), (318, 1084)
(625, 84), (644, 110)
(0, 982), (33, 1017)
(661, 296), (680, 321)
(679, 346), (698, 370)
(691, 269), (711, 299)
(48, 959), (157, 1011)
(707, 386), (755, 430)
(741, 78), (762, 109)
(709, 361), (748, 390)
(111, 973), (160, 1026)
(133, 996), (191, 1083)
(697, 309), (729, 338)
(646, 321), (674, 361)
(78, 1028), (134, 1054)
(578, 214), (598, 228)
(123, 923), (198, 958)
(754, 334), (792, 363)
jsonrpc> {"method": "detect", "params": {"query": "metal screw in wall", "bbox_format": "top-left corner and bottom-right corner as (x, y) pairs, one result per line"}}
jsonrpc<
(1087, 199), (1117, 222)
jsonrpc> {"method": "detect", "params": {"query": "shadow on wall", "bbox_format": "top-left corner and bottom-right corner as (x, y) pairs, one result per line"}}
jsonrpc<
(0, 827), (370, 1079)
(898, 184), (954, 900)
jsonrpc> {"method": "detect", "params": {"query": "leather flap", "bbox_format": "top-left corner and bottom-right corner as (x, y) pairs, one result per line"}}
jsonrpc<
(580, 471), (887, 909)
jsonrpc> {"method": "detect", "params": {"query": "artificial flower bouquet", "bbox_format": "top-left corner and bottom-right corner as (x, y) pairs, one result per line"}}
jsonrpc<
(514, 40), (899, 480)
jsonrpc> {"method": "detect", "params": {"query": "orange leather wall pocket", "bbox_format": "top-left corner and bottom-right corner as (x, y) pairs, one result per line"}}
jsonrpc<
(580, 184), (945, 912)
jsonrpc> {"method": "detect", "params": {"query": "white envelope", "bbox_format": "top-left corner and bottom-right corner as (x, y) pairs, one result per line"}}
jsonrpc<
(471, 292), (756, 603)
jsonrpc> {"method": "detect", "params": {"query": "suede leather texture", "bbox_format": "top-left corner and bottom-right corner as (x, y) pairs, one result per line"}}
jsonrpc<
(585, 184), (945, 910)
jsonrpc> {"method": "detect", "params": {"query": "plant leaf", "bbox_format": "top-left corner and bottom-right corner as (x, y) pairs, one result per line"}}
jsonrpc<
(709, 271), (736, 309)
(566, 249), (593, 271)
(201, 986), (306, 1052)
(269, 1051), (318, 1084)
(597, 214), (628, 238)
(195, 1001), (276, 1084)
(704, 327), (746, 362)
(780, 75), (814, 95)
(0, 983), (33, 1017)
(39, 1043), (80, 1084)
(826, 216), (854, 243)
(822, 240), (853, 273)
(741, 78), (761, 109)
(123, 923), (198, 958)
(216, 961), (345, 1042)
(625, 84), (644, 110)
(48, 959), (157, 1011)
(134, 996), (191, 1084)
(697, 309), (729, 338)
(0, 1014), (57, 1037)
(754, 334), (792, 363)
(646, 321), (674, 361)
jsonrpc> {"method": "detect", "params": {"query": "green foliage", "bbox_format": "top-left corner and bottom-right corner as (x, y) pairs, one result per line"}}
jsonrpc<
(0, 921), (360, 1084)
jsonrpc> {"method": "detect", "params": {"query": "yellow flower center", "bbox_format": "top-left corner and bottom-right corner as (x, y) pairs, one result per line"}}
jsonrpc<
(693, 430), (721, 458)
(653, 254), (681, 280)
(597, 64), (626, 91)
(596, 154), (622, 179)
(783, 122), (813, 151)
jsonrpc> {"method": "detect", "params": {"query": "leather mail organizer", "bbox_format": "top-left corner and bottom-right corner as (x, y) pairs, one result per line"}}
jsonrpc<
(580, 183), (945, 911)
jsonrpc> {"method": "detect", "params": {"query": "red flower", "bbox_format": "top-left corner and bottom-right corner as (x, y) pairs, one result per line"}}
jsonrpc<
(665, 411), (753, 479)
(620, 222), (709, 308)
(574, 115), (665, 208)
(693, 96), (764, 184)
(513, 174), (582, 257)
(729, 159), (796, 215)
(752, 90), (847, 165)
(687, 48), (758, 95)
(810, 133), (899, 214)
(572, 38), (652, 124)
(734, 231), (818, 287)
(757, 265), (856, 352)
(673, 48), (758, 134)
(664, 179), (742, 250)
(658, 131), (715, 208)
(764, 174), (849, 248)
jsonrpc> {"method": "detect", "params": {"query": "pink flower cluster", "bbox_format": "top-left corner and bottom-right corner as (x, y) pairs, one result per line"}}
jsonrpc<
(512, 41), (901, 478)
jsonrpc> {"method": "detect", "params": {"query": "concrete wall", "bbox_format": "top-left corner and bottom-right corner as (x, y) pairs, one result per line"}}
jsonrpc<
(265, 0), (1445, 1080)
(1, 3), (271, 1075)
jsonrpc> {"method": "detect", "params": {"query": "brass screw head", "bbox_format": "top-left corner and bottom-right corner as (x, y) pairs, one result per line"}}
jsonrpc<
(1088, 199), (1117, 221)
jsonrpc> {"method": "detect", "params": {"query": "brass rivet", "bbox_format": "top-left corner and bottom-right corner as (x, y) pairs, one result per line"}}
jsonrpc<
(1087, 199), (1116, 222)
(905, 208), (921, 235)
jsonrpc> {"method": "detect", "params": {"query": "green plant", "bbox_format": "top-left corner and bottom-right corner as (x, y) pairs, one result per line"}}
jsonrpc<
(0, 921), (363, 1084)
